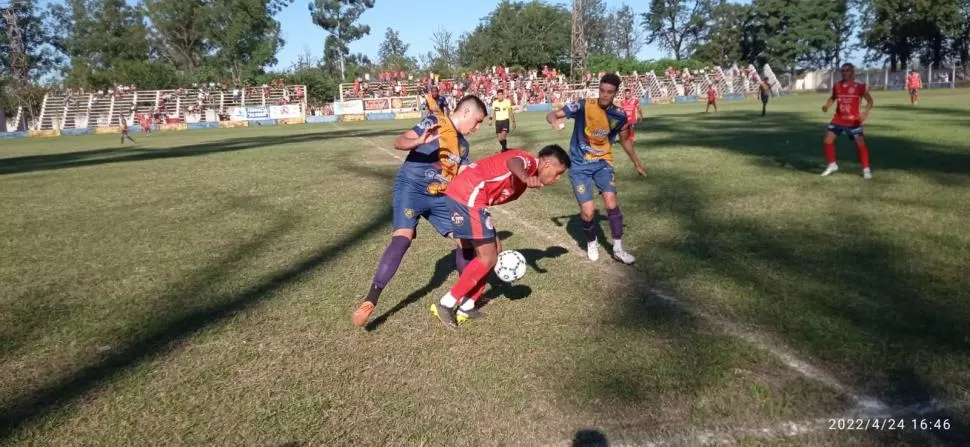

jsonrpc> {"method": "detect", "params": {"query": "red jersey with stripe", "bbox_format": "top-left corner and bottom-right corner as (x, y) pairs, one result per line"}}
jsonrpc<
(445, 149), (538, 209)
(907, 73), (921, 89)
(831, 80), (867, 127)
(620, 98), (638, 122)
(707, 87), (717, 100)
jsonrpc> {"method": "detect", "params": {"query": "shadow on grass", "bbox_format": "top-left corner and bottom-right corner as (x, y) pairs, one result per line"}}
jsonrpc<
(0, 126), (403, 176)
(565, 108), (970, 443)
(572, 429), (609, 447)
(0, 165), (397, 440)
(366, 229), (568, 331)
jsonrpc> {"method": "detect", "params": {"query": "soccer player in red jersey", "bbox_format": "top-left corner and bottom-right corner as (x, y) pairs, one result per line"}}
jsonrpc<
(705, 85), (718, 112)
(821, 63), (875, 179)
(906, 69), (922, 105)
(431, 145), (571, 328)
(619, 89), (641, 142)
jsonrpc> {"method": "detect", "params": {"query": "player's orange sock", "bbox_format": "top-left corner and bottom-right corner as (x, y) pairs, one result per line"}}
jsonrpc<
(824, 142), (837, 164)
(856, 142), (871, 169)
(448, 258), (490, 304)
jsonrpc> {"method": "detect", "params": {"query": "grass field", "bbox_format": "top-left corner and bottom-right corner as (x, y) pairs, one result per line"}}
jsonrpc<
(1, 90), (969, 446)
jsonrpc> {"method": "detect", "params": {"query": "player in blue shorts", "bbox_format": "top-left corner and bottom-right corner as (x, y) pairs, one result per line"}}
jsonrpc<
(351, 95), (488, 327)
(546, 73), (646, 264)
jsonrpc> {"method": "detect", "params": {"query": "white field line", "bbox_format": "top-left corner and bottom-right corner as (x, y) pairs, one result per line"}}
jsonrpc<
(337, 125), (951, 443)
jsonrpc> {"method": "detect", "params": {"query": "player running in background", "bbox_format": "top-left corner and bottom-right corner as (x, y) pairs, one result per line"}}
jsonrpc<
(759, 80), (771, 116)
(907, 69), (922, 105)
(490, 89), (515, 152)
(351, 96), (488, 328)
(425, 85), (449, 116)
(545, 73), (646, 264)
(705, 85), (718, 112)
(821, 63), (875, 180)
(431, 145), (571, 328)
(619, 89), (642, 143)
(119, 114), (136, 144)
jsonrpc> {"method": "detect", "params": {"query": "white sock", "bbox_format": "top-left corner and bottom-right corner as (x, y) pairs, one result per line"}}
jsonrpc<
(459, 298), (475, 311)
(440, 293), (457, 308)
(613, 239), (623, 252)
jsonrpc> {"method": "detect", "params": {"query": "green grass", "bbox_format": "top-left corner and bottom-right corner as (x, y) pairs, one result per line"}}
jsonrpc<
(1, 90), (969, 446)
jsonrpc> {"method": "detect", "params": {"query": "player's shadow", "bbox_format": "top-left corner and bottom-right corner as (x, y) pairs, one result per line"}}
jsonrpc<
(551, 213), (614, 253)
(572, 429), (609, 447)
(365, 232), (567, 331)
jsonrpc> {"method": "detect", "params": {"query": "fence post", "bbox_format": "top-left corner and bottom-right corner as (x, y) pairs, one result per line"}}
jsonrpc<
(929, 62), (934, 88)
(884, 66), (889, 90)
(952, 66), (957, 88)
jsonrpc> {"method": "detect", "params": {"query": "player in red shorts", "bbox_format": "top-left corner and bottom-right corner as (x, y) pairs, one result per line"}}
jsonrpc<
(619, 89), (641, 142)
(906, 69), (922, 105)
(705, 85), (718, 112)
(821, 63), (875, 179)
(430, 145), (570, 328)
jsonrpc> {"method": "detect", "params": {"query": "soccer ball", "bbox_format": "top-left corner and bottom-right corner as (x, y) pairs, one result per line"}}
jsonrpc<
(494, 250), (527, 283)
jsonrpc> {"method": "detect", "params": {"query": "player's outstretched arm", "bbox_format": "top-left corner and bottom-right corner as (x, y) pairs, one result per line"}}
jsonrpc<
(393, 124), (440, 151)
(619, 128), (646, 176)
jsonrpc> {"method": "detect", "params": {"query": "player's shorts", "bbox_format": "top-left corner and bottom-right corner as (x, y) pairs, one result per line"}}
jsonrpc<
(391, 180), (453, 237)
(760, 93), (770, 104)
(909, 88), (919, 95)
(568, 159), (616, 204)
(446, 197), (495, 240)
(826, 123), (864, 140)
(495, 119), (510, 134)
(707, 98), (716, 104)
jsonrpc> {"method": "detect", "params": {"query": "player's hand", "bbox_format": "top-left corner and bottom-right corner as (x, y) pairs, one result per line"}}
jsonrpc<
(551, 118), (565, 132)
(525, 176), (543, 188)
(634, 163), (647, 176)
(418, 124), (440, 144)
(821, 105), (829, 113)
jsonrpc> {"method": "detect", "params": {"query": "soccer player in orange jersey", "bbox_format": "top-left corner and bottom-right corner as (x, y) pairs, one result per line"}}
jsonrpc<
(619, 89), (641, 142)
(821, 63), (875, 179)
(906, 69), (922, 105)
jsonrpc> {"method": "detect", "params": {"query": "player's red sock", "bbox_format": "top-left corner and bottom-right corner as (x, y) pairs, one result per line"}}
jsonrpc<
(467, 276), (488, 303)
(448, 258), (490, 302)
(856, 142), (871, 169)
(824, 142), (837, 164)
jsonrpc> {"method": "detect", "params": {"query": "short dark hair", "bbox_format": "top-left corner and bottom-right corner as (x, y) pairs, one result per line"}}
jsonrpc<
(600, 73), (622, 89)
(496, 88), (505, 94)
(841, 63), (855, 70)
(456, 95), (487, 116)
(624, 88), (631, 93)
(538, 144), (570, 169)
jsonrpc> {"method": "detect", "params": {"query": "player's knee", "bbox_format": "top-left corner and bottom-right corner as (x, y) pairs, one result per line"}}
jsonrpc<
(392, 228), (415, 240)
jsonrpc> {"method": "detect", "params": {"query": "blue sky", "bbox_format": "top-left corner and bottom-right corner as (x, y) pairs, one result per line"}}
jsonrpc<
(271, 0), (670, 70)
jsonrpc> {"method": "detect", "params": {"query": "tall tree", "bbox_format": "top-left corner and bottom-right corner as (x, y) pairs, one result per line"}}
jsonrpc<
(0, 0), (62, 81)
(207, 0), (289, 79)
(425, 27), (458, 76)
(752, 0), (844, 70)
(691, 1), (755, 66)
(457, 1), (571, 70)
(641, 0), (713, 60)
(142, 0), (211, 72)
(377, 27), (413, 70)
(309, 0), (375, 80)
(609, 3), (643, 59)
(583, 0), (611, 55)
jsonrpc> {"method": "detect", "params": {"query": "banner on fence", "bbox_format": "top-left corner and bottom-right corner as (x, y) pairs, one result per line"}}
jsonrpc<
(340, 114), (366, 122)
(367, 112), (395, 121)
(61, 128), (92, 136)
(306, 115), (338, 124)
(675, 95), (698, 104)
(94, 126), (121, 134)
(220, 120), (248, 128)
(394, 111), (422, 120)
(276, 117), (306, 125)
(363, 98), (390, 112)
(248, 119), (277, 127)
(187, 122), (219, 130)
(651, 97), (674, 105)
(28, 129), (60, 137)
(390, 96), (419, 112)
(0, 131), (26, 139)
(230, 107), (248, 121)
(334, 100), (364, 115)
(269, 105), (302, 120)
(245, 107), (270, 120)
(185, 112), (202, 124)
(160, 123), (188, 131)
(525, 104), (552, 113)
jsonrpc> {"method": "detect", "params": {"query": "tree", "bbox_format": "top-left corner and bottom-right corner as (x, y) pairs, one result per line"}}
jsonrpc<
(142, 0), (210, 72)
(0, 0), (62, 81)
(309, 0), (375, 80)
(641, 0), (713, 61)
(691, 1), (754, 66)
(609, 3), (643, 59)
(207, 0), (289, 80)
(751, 0), (845, 70)
(377, 27), (413, 71)
(427, 27), (458, 76)
(457, 1), (571, 70)
(583, 0), (611, 56)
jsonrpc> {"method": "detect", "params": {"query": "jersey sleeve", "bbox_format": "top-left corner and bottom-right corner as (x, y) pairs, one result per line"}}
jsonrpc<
(562, 100), (583, 119)
(412, 114), (437, 134)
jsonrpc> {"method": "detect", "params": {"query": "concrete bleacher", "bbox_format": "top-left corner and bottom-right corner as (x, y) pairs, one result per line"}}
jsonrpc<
(35, 85), (307, 130)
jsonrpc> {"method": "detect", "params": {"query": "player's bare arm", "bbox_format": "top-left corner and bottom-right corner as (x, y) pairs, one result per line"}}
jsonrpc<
(507, 156), (542, 188)
(510, 104), (516, 130)
(393, 124), (440, 151)
(619, 128), (646, 176)
(822, 89), (837, 113)
(860, 91), (874, 122)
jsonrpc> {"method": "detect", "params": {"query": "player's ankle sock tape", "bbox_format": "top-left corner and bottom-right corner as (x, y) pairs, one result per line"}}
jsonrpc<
(373, 235), (411, 289)
(607, 207), (624, 240)
(582, 219), (597, 242)
(455, 247), (476, 274)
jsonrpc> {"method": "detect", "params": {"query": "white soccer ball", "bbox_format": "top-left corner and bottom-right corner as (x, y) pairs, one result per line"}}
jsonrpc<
(494, 250), (528, 283)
